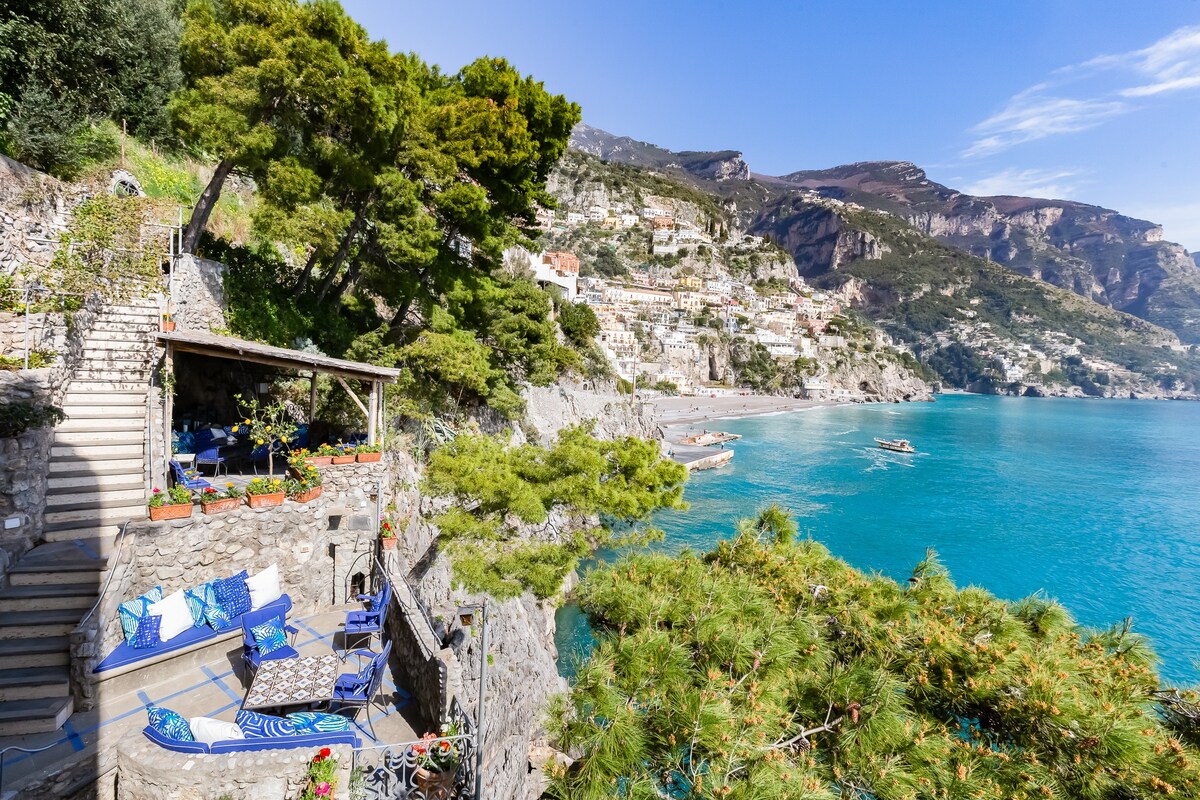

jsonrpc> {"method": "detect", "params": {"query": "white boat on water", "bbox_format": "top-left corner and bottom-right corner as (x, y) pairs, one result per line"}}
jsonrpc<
(874, 438), (915, 453)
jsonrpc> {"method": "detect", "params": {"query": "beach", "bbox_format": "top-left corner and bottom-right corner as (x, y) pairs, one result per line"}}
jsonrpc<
(648, 394), (832, 427)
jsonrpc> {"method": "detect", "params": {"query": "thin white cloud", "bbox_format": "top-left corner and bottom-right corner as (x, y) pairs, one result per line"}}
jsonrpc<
(964, 25), (1200, 157)
(963, 168), (1083, 200)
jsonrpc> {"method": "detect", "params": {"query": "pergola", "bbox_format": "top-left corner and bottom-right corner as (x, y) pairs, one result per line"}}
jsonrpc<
(156, 329), (400, 459)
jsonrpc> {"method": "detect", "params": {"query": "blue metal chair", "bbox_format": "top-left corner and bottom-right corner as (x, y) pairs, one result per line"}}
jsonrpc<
(170, 460), (213, 491)
(240, 606), (299, 677)
(194, 429), (228, 476)
(344, 581), (391, 655)
(331, 640), (392, 739)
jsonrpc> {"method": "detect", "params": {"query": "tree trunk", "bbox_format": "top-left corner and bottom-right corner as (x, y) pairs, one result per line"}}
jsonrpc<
(315, 207), (366, 303)
(292, 247), (323, 297)
(181, 159), (234, 254)
(328, 259), (360, 305)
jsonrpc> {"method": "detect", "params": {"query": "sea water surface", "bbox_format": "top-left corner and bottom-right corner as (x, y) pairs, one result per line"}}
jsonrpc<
(556, 394), (1200, 684)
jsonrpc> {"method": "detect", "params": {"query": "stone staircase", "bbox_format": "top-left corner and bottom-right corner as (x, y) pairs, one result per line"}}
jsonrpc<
(0, 299), (157, 736)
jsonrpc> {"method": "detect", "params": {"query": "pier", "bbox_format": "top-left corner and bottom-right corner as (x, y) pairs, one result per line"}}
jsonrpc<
(680, 431), (742, 446)
(667, 442), (734, 471)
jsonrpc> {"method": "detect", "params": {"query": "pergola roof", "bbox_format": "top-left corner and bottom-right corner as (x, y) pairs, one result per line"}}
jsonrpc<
(156, 330), (401, 383)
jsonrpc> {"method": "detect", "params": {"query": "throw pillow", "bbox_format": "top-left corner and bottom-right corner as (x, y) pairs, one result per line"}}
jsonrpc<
(147, 590), (193, 643)
(235, 710), (295, 738)
(213, 570), (251, 617)
(129, 614), (162, 649)
(183, 580), (218, 627)
(203, 600), (235, 631)
(118, 586), (163, 643)
(287, 712), (351, 733)
(147, 705), (194, 742)
(245, 563), (282, 610)
(189, 716), (243, 745)
(249, 616), (288, 655)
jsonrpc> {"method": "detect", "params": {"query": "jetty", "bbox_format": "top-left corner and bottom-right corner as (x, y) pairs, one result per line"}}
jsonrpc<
(680, 430), (742, 447)
(667, 442), (734, 471)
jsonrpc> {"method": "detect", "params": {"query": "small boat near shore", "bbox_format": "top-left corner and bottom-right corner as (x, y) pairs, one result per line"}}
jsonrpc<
(874, 437), (915, 453)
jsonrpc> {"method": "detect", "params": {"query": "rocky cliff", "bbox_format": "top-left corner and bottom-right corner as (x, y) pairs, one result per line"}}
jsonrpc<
(568, 123), (749, 183)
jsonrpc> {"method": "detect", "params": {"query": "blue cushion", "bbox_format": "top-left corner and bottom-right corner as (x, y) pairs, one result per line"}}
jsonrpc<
(183, 581), (218, 628)
(213, 571), (251, 617)
(236, 710), (296, 738)
(130, 614), (162, 649)
(119, 586), (163, 643)
(147, 705), (194, 742)
(287, 712), (351, 733)
(204, 601), (235, 631)
(249, 616), (287, 655)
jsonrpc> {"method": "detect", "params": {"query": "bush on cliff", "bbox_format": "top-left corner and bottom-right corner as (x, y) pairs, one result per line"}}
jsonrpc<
(549, 508), (1200, 799)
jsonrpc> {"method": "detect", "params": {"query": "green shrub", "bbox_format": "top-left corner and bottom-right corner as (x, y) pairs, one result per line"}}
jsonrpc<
(0, 402), (65, 438)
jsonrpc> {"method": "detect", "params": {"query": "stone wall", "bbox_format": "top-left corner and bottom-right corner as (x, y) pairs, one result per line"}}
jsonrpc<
(0, 309), (68, 359)
(170, 254), (228, 333)
(0, 154), (72, 279)
(0, 423), (55, 585)
(115, 736), (352, 800)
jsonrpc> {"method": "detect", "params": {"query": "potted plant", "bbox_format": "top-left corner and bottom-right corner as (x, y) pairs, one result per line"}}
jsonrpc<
(287, 463), (323, 503)
(300, 747), (338, 800)
(235, 394), (297, 477)
(161, 312), (175, 332)
(148, 485), (193, 521)
(356, 443), (382, 463)
(380, 516), (397, 550)
(312, 443), (338, 466)
(331, 441), (355, 465)
(245, 476), (286, 509)
(199, 482), (244, 514)
(411, 730), (459, 799)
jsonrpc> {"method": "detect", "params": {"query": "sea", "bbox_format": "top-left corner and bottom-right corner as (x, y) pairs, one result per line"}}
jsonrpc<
(555, 393), (1200, 685)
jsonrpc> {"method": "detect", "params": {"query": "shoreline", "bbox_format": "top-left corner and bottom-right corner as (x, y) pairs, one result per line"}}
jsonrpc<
(647, 394), (842, 429)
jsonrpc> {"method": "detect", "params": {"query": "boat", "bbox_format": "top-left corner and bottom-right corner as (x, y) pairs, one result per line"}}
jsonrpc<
(874, 438), (915, 453)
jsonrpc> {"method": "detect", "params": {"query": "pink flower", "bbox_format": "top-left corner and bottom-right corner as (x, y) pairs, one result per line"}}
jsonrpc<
(315, 782), (331, 796)
(153, 488), (161, 493)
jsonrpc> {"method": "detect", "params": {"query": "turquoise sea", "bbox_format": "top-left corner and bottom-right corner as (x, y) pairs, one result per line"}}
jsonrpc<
(556, 394), (1200, 684)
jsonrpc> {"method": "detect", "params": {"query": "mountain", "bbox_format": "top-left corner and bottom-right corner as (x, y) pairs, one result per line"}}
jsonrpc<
(568, 123), (750, 182)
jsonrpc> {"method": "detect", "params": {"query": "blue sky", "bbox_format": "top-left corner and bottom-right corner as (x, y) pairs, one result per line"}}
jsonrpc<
(344, 1), (1200, 249)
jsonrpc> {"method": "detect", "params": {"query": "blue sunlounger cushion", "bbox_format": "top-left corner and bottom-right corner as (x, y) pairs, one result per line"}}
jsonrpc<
(147, 705), (194, 742)
(287, 712), (351, 733)
(119, 586), (163, 643)
(249, 616), (287, 655)
(130, 614), (162, 649)
(143, 725), (361, 754)
(236, 710), (296, 738)
(213, 570), (251, 617)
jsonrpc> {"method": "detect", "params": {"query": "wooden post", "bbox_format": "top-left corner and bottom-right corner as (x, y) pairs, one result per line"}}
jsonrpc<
(162, 343), (174, 487)
(367, 380), (378, 445)
(309, 371), (318, 424)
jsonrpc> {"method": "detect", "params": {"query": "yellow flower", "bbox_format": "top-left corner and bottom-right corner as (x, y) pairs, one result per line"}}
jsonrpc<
(280, 436), (287, 443)
(244, 418), (250, 424)
(225, 482), (233, 488)
(257, 439), (265, 445)
(266, 426), (272, 432)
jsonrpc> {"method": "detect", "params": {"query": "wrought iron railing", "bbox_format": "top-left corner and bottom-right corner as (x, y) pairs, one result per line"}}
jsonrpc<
(351, 733), (475, 800)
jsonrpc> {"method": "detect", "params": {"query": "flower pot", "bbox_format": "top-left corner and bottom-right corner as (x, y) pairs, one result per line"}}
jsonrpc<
(356, 452), (382, 463)
(291, 486), (323, 504)
(247, 492), (286, 509)
(381, 536), (397, 550)
(200, 497), (241, 514)
(414, 767), (455, 800)
(331, 455), (355, 465)
(162, 320), (176, 332)
(149, 503), (192, 521)
(306, 456), (333, 467)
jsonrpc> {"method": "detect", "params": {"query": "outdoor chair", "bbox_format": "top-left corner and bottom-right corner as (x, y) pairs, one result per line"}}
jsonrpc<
(241, 606), (300, 677)
(331, 640), (392, 739)
(170, 460), (213, 491)
(343, 581), (391, 655)
(194, 429), (229, 476)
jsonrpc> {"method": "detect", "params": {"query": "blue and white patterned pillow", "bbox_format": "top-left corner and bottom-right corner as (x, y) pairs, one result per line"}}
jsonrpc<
(236, 710), (295, 738)
(213, 571), (251, 617)
(119, 586), (163, 643)
(203, 600), (235, 631)
(249, 616), (287, 655)
(130, 614), (162, 649)
(183, 580), (218, 627)
(147, 705), (194, 741)
(287, 712), (351, 733)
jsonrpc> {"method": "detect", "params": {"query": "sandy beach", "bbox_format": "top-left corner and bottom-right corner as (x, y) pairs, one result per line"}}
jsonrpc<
(647, 394), (833, 427)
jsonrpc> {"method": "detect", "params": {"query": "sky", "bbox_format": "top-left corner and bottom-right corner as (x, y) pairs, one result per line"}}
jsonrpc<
(343, 1), (1200, 250)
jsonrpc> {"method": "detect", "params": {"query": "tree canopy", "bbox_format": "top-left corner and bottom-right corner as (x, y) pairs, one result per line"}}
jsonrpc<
(550, 510), (1200, 799)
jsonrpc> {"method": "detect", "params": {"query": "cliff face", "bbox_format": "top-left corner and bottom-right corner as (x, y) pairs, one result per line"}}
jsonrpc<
(568, 123), (749, 182)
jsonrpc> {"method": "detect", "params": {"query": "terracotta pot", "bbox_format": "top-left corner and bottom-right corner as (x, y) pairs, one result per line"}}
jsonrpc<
(200, 496), (241, 514)
(149, 503), (192, 521)
(306, 456), (333, 467)
(414, 767), (454, 800)
(331, 455), (355, 465)
(247, 492), (286, 509)
(291, 486), (323, 504)
(162, 320), (176, 332)
(356, 451), (382, 463)
(381, 536), (397, 550)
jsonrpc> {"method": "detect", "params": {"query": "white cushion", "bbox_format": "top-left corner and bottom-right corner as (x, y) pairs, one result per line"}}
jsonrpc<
(148, 590), (193, 642)
(245, 564), (281, 611)
(189, 716), (243, 745)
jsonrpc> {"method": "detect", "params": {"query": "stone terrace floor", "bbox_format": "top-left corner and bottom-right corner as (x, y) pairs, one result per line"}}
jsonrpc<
(0, 609), (420, 794)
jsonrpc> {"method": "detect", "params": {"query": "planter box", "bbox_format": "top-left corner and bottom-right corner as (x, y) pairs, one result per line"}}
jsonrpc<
(331, 455), (355, 465)
(247, 492), (286, 509)
(200, 497), (242, 515)
(415, 767), (455, 800)
(306, 456), (333, 467)
(290, 486), (323, 504)
(162, 321), (176, 332)
(381, 536), (397, 550)
(356, 452), (382, 463)
(149, 503), (193, 521)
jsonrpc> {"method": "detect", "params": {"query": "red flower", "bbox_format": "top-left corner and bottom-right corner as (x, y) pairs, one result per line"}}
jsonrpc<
(319, 747), (332, 758)
(153, 488), (161, 493)
(313, 755), (324, 763)
(205, 487), (216, 493)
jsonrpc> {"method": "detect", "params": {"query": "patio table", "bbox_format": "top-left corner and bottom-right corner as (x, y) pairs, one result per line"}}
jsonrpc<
(243, 654), (341, 711)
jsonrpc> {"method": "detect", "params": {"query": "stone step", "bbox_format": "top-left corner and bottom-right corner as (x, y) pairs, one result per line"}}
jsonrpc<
(44, 503), (144, 527)
(8, 567), (107, 588)
(72, 366), (151, 378)
(61, 393), (147, 409)
(53, 431), (143, 445)
(45, 489), (147, 512)
(0, 583), (99, 613)
(47, 474), (145, 493)
(0, 696), (74, 736)
(80, 347), (153, 360)
(49, 458), (144, 476)
(86, 327), (151, 340)
(0, 637), (70, 670)
(0, 667), (71, 701)
(57, 416), (145, 432)
(50, 443), (143, 461)
(42, 522), (125, 543)
(90, 320), (159, 333)
(0, 609), (87, 639)
(64, 379), (152, 393)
